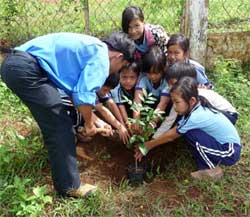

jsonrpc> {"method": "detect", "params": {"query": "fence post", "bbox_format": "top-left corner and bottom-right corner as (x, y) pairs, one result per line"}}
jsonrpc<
(181, 0), (209, 65)
(82, 0), (90, 34)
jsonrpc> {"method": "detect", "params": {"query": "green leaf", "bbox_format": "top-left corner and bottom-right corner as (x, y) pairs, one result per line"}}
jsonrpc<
(129, 135), (137, 144)
(137, 136), (145, 143)
(33, 186), (45, 197)
(142, 88), (148, 98)
(138, 143), (148, 156)
(147, 96), (157, 101)
(138, 94), (145, 102)
(145, 100), (156, 104)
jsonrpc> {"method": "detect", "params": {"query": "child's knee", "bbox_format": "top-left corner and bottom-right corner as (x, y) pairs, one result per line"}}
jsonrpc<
(222, 144), (241, 166)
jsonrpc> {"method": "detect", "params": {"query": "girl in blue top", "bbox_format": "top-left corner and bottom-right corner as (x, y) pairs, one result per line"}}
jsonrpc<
(135, 76), (241, 180)
(167, 33), (213, 89)
(134, 46), (170, 128)
(122, 5), (169, 60)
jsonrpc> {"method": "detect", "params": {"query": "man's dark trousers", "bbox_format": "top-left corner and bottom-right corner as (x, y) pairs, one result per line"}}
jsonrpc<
(0, 50), (81, 195)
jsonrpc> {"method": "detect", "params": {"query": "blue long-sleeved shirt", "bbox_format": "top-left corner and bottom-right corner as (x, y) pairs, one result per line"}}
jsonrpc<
(16, 32), (109, 106)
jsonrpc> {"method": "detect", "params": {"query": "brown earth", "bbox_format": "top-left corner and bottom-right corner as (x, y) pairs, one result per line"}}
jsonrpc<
(74, 132), (201, 198)
(1, 118), (201, 203)
(74, 133), (204, 206)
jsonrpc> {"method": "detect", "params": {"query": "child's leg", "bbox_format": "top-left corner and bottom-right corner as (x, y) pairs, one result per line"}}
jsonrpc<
(184, 129), (241, 170)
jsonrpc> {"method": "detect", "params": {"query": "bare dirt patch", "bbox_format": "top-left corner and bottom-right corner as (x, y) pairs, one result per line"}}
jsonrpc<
(75, 134), (200, 203)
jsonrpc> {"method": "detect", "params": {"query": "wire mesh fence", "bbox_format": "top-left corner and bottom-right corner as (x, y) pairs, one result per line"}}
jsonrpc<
(84, 0), (184, 36)
(0, 0), (183, 46)
(209, 0), (250, 33)
(0, 0), (85, 45)
(0, 0), (249, 46)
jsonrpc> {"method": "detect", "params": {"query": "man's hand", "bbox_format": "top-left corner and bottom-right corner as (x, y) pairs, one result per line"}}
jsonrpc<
(77, 104), (96, 136)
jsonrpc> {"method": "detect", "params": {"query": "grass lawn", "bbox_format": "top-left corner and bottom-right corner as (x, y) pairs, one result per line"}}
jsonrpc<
(0, 58), (250, 216)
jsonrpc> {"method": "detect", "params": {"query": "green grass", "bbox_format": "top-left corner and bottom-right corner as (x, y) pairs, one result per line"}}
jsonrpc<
(0, 58), (250, 216)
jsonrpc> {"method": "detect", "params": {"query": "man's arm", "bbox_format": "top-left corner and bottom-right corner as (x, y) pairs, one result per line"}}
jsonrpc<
(77, 104), (96, 136)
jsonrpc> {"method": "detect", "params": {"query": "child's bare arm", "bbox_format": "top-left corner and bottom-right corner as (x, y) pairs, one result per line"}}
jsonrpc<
(118, 104), (129, 124)
(95, 103), (130, 144)
(133, 89), (143, 119)
(152, 95), (170, 124)
(106, 99), (125, 126)
(135, 126), (181, 161)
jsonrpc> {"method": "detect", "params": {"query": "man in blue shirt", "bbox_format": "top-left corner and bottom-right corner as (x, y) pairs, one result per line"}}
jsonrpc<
(0, 32), (135, 197)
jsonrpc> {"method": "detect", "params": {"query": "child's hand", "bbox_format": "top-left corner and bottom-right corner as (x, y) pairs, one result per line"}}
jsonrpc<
(130, 123), (143, 134)
(134, 143), (150, 161)
(80, 123), (97, 137)
(117, 125), (130, 144)
(134, 146), (144, 162)
(100, 124), (113, 137)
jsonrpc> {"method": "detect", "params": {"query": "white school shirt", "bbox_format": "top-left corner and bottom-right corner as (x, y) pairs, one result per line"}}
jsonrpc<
(198, 88), (237, 113)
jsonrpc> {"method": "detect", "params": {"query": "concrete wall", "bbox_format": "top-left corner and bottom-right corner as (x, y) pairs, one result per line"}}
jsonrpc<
(206, 31), (250, 69)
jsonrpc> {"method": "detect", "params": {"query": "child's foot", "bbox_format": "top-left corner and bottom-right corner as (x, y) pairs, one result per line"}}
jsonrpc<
(190, 166), (224, 180)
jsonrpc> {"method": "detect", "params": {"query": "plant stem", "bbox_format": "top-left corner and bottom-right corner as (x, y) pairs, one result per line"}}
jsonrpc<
(135, 158), (138, 172)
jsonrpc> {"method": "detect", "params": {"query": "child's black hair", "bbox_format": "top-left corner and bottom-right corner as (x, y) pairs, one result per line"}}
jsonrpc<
(120, 61), (140, 77)
(167, 33), (189, 53)
(122, 6), (144, 34)
(103, 73), (120, 89)
(170, 76), (219, 114)
(166, 61), (196, 81)
(141, 45), (166, 74)
(103, 31), (135, 63)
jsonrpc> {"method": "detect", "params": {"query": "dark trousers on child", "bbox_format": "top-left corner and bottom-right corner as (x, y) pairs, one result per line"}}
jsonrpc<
(184, 129), (241, 170)
(0, 50), (80, 195)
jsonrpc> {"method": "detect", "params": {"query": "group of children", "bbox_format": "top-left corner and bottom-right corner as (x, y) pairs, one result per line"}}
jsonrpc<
(65, 5), (241, 180)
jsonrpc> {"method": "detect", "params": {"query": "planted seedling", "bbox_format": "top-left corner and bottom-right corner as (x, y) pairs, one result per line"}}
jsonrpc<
(123, 89), (164, 184)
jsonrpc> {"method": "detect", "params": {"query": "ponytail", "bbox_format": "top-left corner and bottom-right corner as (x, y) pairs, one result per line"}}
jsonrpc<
(199, 95), (220, 114)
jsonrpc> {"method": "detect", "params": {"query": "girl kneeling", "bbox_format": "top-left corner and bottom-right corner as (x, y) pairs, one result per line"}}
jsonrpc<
(135, 76), (241, 180)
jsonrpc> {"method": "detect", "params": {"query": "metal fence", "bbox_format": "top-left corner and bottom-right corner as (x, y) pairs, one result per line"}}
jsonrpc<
(0, 0), (249, 46)
(209, 0), (250, 33)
